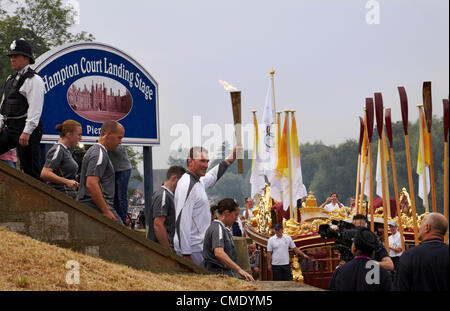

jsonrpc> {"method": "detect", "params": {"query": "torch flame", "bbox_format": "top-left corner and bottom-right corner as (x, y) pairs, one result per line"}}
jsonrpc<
(219, 80), (238, 91)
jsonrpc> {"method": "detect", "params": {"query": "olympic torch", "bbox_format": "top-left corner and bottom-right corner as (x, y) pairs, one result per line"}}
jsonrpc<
(230, 91), (244, 174)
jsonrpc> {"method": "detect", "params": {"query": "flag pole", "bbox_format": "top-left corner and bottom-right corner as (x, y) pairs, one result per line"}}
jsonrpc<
(374, 93), (390, 250)
(385, 108), (406, 252)
(250, 109), (261, 200)
(366, 98), (375, 233)
(423, 82), (437, 212)
(417, 104), (430, 213)
(276, 111), (282, 152)
(381, 130), (392, 219)
(355, 116), (364, 214)
(398, 87), (419, 245)
(443, 99), (449, 244)
(270, 69), (276, 121)
(284, 110), (294, 221)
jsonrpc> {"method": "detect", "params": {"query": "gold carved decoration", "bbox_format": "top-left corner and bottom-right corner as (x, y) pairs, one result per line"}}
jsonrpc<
(291, 256), (304, 282)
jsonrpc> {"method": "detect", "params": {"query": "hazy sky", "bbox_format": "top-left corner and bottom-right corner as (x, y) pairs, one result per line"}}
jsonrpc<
(69, 0), (449, 169)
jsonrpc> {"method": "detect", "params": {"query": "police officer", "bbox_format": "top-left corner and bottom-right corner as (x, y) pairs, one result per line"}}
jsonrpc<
(0, 39), (45, 179)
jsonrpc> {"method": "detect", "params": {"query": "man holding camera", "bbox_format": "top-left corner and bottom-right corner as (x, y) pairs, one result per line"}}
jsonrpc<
(320, 192), (343, 212)
(329, 227), (392, 291)
(352, 214), (394, 272)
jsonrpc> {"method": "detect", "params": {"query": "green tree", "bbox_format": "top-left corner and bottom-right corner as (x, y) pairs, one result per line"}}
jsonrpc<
(0, 0), (94, 82)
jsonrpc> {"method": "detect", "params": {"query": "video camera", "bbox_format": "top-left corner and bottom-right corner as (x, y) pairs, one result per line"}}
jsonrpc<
(318, 220), (359, 263)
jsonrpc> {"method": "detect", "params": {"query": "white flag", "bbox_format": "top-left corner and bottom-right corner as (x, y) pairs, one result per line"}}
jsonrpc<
(250, 113), (266, 198)
(418, 166), (430, 199)
(376, 140), (383, 197)
(260, 80), (283, 201)
(360, 157), (370, 197)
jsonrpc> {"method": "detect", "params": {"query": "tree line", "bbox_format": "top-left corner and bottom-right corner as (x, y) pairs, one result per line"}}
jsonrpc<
(0, 0), (94, 83)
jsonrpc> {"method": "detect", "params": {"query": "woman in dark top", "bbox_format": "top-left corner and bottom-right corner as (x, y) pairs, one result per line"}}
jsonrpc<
(40, 120), (82, 198)
(202, 198), (254, 281)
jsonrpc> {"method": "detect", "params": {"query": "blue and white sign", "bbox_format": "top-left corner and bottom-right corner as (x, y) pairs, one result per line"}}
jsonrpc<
(34, 42), (159, 146)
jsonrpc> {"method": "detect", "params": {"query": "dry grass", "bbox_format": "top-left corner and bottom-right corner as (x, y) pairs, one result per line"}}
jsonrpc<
(0, 226), (259, 291)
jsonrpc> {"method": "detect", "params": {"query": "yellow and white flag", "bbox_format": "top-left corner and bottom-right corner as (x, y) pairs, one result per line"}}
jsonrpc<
(273, 115), (289, 205)
(417, 113), (431, 199)
(250, 113), (265, 198)
(287, 113), (307, 203)
(360, 125), (370, 196)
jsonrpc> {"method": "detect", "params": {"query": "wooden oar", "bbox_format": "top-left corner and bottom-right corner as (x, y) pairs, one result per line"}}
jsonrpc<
(418, 104), (430, 212)
(443, 99), (449, 243)
(423, 82), (437, 212)
(359, 108), (370, 215)
(385, 108), (406, 252)
(398, 86), (419, 245)
(366, 98), (375, 233)
(355, 116), (365, 214)
(374, 93), (390, 250)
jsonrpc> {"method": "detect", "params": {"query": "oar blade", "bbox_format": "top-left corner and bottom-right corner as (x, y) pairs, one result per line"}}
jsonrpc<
(423, 81), (432, 133)
(358, 116), (364, 154)
(366, 98), (375, 141)
(385, 108), (393, 147)
(398, 86), (409, 135)
(374, 92), (384, 138)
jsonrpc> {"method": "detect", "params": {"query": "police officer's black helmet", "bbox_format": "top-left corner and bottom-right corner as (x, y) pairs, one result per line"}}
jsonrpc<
(7, 39), (35, 64)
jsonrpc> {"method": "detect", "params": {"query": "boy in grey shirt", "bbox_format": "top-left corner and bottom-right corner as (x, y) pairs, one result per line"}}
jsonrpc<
(77, 121), (125, 224)
(146, 166), (185, 249)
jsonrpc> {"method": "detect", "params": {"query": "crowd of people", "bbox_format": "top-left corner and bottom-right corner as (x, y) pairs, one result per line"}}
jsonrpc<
(1, 39), (448, 291)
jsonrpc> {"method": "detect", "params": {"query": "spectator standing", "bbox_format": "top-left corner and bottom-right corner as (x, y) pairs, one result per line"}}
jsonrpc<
(40, 120), (82, 198)
(388, 220), (403, 272)
(393, 212), (449, 291)
(267, 223), (308, 281)
(248, 243), (260, 280)
(243, 197), (254, 221)
(109, 144), (132, 224)
(231, 216), (243, 237)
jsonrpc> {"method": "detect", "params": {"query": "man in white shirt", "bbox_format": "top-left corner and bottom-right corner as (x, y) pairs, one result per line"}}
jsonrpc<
(174, 146), (236, 265)
(0, 39), (45, 179)
(320, 192), (343, 212)
(267, 224), (308, 281)
(388, 220), (403, 271)
(243, 197), (254, 222)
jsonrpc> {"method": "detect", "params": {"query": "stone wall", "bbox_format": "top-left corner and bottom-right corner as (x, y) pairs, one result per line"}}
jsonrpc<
(0, 161), (208, 275)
